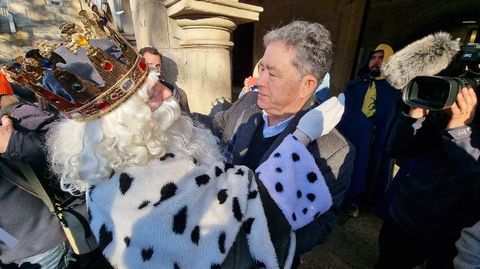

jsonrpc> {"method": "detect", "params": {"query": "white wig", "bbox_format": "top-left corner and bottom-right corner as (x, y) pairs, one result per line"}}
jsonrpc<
(47, 74), (222, 193)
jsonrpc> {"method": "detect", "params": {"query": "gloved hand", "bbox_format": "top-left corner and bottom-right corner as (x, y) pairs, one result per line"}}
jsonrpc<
(294, 93), (345, 144)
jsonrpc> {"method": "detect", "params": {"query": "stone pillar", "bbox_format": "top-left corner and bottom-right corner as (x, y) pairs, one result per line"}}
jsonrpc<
(130, 0), (170, 48)
(174, 17), (235, 114)
(164, 0), (263, 114)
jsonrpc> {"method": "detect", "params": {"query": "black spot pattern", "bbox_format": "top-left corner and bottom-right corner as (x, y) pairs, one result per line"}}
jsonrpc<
(232, 197), (243, 222)
(98, 224), (113, 252)
(273, 152), (281, 158)
(247, 190), (258, 200)
(124, 236), (130, 247)
(292, 153), (300, 162)
(88, 185), (95, 201)
(243, 218), (255, 234)
(275, 182), (284, 193)
(195, 174), (210, 186)
(303, 208), (308, 214)
(297, 190), (302, 198)
(211, 264), (221, 269)
(215, 166), (223, 177)
(217, 189), (228, 204)
(160, 152), (175, 161)
(109, 170), (115, 179)
(154, 182), (178, 206)
(87, 208), (92, 221)
(138, 200), (150, 209)
(235, 168), (245, 176)
(119, 173), (134, 195)
(192, 157), (198, 165)
(224, 162), (234, 172)
(173, 206), (188, 234)
(307, 193), (316, 202)
(276, 167), (283, 173)
(307, 172), (318, 183)
(292, 213), (297, 221)
(141, 247), (154, 261)
(174, 263), (180, 269)
(218, 232), (226, 254)
(191, 226), (200, 245)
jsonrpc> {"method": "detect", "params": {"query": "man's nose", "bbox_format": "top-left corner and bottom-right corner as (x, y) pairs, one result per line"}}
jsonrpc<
(373, 59), (382, 65)
(257, 72), (267, 88)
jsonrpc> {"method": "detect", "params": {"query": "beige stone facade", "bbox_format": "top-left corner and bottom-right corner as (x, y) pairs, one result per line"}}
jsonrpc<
(0, 0), (264, 114)
(1, 0), (478, 113)
(0, 0), (83, 62)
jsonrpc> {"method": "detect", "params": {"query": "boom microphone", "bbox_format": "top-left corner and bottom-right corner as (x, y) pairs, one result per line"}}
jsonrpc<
(381, 32), (460, 89)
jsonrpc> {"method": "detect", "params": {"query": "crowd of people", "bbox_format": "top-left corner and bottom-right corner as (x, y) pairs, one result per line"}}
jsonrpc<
(0, 4), (478, 269)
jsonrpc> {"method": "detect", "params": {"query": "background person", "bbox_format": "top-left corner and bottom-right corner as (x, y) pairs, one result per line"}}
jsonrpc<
(375, 86), (480, 269)
(0, 94), (68, 269)
(139, 46), (190, 113)
(454, 219), (480, 268)
(337, 43), (401, 218)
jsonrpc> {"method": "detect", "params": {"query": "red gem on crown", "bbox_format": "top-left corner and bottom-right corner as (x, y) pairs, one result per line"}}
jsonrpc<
(101, 60), (113, 71)
(94, 99), (111, 110)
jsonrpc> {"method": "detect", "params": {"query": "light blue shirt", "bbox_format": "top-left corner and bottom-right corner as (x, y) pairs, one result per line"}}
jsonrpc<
(262, 111), (295, 138)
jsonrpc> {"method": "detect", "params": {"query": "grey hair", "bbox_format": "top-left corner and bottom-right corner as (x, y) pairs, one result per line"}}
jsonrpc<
(263, 20), (333, 83)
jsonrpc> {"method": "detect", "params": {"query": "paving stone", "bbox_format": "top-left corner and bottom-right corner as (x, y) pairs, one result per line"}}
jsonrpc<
(299, 211), (381, 269)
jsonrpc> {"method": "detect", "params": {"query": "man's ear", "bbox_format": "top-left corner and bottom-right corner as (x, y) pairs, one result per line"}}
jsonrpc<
(299, 74), (317, 99)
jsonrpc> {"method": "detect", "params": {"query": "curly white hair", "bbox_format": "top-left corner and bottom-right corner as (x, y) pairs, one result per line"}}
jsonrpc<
(47, 74), (222, 194)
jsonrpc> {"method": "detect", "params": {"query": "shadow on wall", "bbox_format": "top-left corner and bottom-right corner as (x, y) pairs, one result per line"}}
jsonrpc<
(161, 55), (232, 116)
(161, 56), (179, 84)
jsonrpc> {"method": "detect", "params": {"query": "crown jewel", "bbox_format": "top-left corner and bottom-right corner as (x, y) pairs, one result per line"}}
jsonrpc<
(2, 4), (148, 122)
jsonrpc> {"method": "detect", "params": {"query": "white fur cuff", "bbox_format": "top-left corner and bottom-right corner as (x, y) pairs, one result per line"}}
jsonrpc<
(256, 134), (332, 231)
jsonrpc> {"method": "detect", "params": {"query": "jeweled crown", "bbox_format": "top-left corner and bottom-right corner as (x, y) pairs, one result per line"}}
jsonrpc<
(2, 4), (148, 122)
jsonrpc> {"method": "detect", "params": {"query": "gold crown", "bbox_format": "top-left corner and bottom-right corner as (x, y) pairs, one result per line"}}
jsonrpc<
(2, 4), (148, 122)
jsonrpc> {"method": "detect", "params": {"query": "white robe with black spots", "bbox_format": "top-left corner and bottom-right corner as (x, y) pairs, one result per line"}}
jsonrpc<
(87, 150), (279, 269)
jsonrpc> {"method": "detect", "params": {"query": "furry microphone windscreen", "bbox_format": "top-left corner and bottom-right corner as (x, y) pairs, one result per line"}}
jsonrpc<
(381, 32), (461, 89)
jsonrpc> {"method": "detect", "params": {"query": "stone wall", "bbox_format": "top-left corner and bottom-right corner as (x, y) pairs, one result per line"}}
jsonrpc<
(0, 0), (82, 63)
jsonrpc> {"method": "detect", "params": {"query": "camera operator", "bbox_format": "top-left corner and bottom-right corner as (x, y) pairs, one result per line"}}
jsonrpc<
(375, 86), (480, 269)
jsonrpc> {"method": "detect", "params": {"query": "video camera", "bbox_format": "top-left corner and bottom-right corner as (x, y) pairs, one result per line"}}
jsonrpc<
(403, 43), (480, 110)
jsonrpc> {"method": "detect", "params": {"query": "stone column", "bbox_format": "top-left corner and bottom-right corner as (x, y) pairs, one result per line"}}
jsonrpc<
(163, 0), (263, 114)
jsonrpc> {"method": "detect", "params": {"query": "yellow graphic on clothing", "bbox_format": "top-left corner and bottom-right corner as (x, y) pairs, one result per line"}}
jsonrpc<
(362, 82), (376, 118)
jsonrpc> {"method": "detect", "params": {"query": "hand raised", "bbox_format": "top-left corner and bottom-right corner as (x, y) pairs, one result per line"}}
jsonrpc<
(447, 87), (477, 129)
(296, 93), (345, 142)
(0, 115), (14, 153)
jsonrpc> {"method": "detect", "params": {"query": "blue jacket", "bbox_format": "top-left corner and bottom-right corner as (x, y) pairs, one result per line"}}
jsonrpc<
(338, 76), (400, 203)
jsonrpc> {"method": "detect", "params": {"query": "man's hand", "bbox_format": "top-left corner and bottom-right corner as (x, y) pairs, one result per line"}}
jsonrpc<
(409, 107), (429, 119)
(447, 87), (477, 129)
(0, 116), (14, 153)
(295, 93), (345, 143)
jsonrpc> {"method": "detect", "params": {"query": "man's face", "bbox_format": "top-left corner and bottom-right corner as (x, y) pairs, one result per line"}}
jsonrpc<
(147, 81), (173, 111)
(143, 52), (162, 73)
(368, 50), (384, 77)
(256, 41), (308, 119)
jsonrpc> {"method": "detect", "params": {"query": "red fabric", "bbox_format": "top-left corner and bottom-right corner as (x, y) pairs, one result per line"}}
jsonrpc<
(0, 73), (13, 96)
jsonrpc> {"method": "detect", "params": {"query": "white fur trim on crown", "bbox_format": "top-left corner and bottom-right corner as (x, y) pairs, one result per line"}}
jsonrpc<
(256, 134), (332, 231)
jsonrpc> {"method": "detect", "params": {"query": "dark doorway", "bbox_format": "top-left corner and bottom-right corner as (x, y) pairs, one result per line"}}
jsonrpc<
(232, 22), (254, 101)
